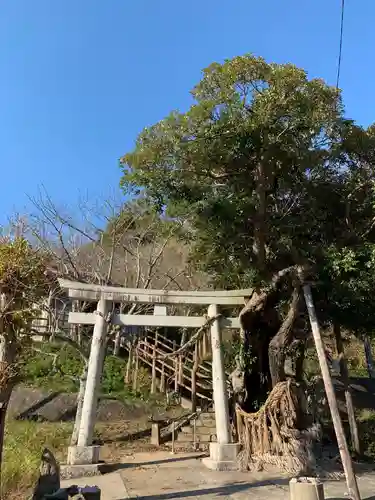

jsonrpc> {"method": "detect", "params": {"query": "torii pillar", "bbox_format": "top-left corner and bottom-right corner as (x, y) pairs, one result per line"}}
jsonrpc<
(67, 298), (110, 468)
(203, 304), (240, 471)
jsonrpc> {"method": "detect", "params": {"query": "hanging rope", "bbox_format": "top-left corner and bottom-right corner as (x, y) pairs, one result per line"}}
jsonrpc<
(152, 314), (222, 360)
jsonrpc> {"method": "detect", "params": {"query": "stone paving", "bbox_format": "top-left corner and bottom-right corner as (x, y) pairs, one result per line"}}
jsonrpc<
(62, 451), (375, 499)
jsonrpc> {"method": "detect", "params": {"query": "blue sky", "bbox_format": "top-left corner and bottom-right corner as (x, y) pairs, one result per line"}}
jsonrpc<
(0, 0), (373, 224)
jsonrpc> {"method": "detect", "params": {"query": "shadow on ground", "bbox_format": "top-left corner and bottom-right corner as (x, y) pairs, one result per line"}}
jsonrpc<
(328, 498), (375, 500)
(95, 427), (153, 445)
(15, 391), (61, 421)
(100, 454), (208, 473)
(117, 479), (290, 500)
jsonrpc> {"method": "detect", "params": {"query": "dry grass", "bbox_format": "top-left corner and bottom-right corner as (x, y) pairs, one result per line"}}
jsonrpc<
(2, 420), (72, 499)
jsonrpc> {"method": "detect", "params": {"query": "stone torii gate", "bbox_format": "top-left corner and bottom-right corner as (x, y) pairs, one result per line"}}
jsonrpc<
(58, 279), (252, 472)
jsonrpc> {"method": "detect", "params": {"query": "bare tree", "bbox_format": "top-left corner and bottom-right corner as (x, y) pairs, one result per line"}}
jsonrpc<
(25, 188), (199, 443)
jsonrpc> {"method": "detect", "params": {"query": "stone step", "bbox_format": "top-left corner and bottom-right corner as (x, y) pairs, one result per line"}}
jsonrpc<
(195, 419), (216, 427)
(181, 425), (216, 435)
(200, 411), (215, 418)
(165, 441), (209, 451)
(177, 432), (217, 443)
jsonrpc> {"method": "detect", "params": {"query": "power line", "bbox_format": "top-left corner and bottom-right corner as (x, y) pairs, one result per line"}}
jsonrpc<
(336, 0), (345, 89)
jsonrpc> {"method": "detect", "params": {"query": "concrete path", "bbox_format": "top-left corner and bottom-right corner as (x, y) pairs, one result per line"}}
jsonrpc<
(61, 471), (129, 500)
(63, 451), (375, 499)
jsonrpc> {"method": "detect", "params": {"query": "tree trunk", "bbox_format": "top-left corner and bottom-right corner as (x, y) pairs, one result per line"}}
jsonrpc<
(0, 334), (17, 486)
(334, 322), (361, 456)
(0, 405), (6, 489)
(243, 330), (272, 412)
(113, 329), (121, 356)
(70, 366), (87, 446)
(268, 288), (299, 387)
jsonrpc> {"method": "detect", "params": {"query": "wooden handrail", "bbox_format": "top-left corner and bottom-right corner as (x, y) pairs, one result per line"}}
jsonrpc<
(137, 344), (212, 386)
(136, 348), (211, 400)
(136, 346), (212, 391)
(122, 328), (221, 405)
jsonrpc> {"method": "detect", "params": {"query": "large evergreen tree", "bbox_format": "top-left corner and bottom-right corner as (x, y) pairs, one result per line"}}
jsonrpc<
(120, 54), (375, 412)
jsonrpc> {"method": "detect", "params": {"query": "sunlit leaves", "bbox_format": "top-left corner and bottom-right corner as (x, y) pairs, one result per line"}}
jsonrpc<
(120, 54), (375, 333)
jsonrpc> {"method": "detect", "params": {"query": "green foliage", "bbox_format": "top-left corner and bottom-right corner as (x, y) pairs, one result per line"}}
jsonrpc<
(223, 337), (256, 373)
(0, 237), (46, 295)
(121, 54), (343, 285)
(0, 237), (47, 332)
(357, 409), (375, 460)
(21, 344), (153, 400)
(21, 344), (83, 392)
(318, 244), (375, 333)
(101, 355), (128, 394)
(121, 53), (375, 336)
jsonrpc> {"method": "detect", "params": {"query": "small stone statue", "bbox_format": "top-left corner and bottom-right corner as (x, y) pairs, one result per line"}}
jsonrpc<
(32, 448), (60, 500)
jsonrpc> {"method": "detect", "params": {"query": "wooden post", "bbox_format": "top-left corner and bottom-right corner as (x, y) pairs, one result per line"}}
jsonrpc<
(334, 322), (361, 456)
(178, 355), (184, 386)
(151, 333), (158, 394)
(144, 336), (149, 354)
(160, 361), (166, 393)
(125, 340), (133, 385)
(302, 284), (360, 500)
(173, 340), (179, 392)
(363, 335), (375, 378)
(191, 342), (199, 412)
(70, 300), (79, 342)
(179, 329), (187, 385)
(113, 329), (122, 356)
(151, 421), (161, 446)
(171, 420), (175, 454)
(132, 344), (139, 392)
(78, 298), (110, 447)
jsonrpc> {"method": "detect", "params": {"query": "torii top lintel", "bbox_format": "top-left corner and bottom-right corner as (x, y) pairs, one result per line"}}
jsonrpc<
(58, 279), (253, 306)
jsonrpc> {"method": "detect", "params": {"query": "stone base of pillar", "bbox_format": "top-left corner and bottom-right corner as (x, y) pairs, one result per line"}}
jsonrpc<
(67, 445), (100, 465)
(202, 442), (240, 471)
(289, 478), (324, 500)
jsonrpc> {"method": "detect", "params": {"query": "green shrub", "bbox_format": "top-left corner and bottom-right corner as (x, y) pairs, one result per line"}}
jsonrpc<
(20, 343), (153, 400)
(357, 409), (375, 460)
(102, 355), (127, 394)
(20, 344), (82, 392)
(3, 420), (72, 499)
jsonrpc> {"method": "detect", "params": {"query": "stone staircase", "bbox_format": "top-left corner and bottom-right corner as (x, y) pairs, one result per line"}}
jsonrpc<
(122, 331), (230, 450)
(167, 411), (217, 451)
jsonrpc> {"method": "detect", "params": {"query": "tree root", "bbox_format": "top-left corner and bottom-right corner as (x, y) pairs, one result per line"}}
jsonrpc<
(236, 380), (321, 474)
